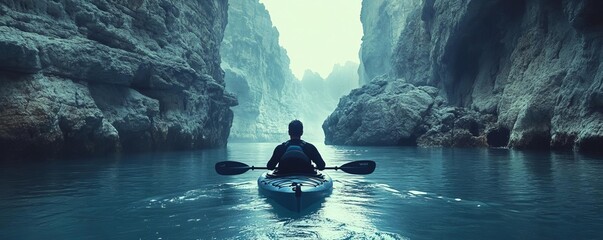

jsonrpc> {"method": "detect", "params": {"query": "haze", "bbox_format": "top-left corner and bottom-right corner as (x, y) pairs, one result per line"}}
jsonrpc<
(259, 0), (363, 79)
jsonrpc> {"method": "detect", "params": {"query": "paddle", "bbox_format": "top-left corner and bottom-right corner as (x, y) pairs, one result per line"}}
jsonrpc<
(215, 160), (376, 175)
(214, 161), (269, 175)
(323, 160), (376, 175)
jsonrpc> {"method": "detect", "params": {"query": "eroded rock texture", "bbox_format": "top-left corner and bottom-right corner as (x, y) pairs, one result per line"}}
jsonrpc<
(0, 0), (235, 159)
(324, 76), (439, 145)
(326, 0), (603, 152)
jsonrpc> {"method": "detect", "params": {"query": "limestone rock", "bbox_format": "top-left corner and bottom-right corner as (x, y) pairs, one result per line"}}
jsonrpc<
(326, 0), (603, 152)
(0, 0), (234, 159)
(417, 107), (495, 148)
(221, 0), (298, 141)
(0, 74), (119, 158)
(358, 0), (421, 85)
(394, 0), (603, 152)
(323, 76), (438, 145)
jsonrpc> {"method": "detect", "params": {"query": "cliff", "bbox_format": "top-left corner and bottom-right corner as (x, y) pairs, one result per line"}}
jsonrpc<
(222, 0), (358, 142)
(0, 0), (236, 159)
(357, 0), (420, 85)
(221, 0), (299, 141)
(325, 0), (603, 152)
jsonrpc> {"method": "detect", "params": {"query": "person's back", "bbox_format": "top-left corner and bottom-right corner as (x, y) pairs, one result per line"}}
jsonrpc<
(267, 120), (325, 174)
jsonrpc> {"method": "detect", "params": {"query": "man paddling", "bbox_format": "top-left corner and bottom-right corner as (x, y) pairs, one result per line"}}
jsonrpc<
(267, 120), (325, 173)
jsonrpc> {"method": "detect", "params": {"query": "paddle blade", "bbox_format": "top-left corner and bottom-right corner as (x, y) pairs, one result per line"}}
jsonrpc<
(215, 161), (250, 175)
(339, 160), (376, 174)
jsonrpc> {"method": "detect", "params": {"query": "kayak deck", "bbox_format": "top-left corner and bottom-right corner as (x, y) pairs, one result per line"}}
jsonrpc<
(263, 173), (327, 188)
(258, 171), (333, 212)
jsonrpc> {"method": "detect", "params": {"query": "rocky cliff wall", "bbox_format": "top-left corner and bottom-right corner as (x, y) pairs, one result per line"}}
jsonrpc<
(357, 0), (421, 85)
(0, 0), (235, 159)
(325, 0), (603, 152)
(221, 0), (300, 141)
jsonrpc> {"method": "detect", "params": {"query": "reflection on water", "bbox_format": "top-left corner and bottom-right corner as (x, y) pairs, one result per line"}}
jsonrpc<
(1, 143), (603, 239)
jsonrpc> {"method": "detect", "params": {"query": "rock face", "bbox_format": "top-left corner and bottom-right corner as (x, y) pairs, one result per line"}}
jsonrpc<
(221, 0), (300, 141)
(324, 76), (439, 145)
(325, 0), (603, 152)
(357, 0), (421, 85)
(0, 0), (235, 159)
(221, 0), (358, 142)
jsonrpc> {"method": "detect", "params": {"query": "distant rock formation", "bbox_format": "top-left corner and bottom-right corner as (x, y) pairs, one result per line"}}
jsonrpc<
(301, 62), (359, 110)
(221, 0), (358, 142)
(325, 0), (603, 152)
(325, 61), (360, 101)
(0, 0), (235, 159)
(299, 64), (360, 140)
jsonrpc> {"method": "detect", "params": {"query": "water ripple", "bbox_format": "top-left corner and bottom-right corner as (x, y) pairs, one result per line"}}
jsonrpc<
(2, 144), (603, 239)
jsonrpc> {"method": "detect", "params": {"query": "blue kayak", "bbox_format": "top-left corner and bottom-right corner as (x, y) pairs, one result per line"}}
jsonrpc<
(257, 171), (333, 212)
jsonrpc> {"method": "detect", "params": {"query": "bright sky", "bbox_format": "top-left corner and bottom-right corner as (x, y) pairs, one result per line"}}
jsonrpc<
(259, 0), (363, 79)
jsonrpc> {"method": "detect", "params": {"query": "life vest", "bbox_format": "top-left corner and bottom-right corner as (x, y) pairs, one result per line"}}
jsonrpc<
(280, 141), (310, 162)
(278, 141), (312, 172)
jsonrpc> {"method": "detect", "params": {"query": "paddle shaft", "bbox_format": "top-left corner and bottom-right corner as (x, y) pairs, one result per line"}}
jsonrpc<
(249, 166), (268, 170)
(245, 166), (325, 171)
(241, 165), (338, 171)
(215, 160), (375, 175)
(251, 166), (338, 171)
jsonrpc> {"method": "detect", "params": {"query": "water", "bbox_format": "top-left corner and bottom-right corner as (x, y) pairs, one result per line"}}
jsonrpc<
(1, 143), (602, 240)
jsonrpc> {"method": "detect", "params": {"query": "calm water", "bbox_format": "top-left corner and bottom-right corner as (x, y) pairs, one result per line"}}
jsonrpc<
(1, 143), (603, 240)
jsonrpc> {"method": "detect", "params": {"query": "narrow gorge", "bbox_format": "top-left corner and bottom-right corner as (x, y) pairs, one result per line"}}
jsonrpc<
(3, 0), (600, 160)
(221, 0), (357, 142)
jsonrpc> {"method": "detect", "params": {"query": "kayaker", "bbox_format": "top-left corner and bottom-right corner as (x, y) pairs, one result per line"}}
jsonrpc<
(267, 120), (326, 174)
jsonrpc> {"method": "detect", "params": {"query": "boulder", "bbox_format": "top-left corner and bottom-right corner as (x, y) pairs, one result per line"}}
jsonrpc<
(323, 76), (438, 145)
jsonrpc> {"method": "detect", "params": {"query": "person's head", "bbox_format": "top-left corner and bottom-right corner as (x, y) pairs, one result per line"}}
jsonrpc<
(288, 120), (303, 139)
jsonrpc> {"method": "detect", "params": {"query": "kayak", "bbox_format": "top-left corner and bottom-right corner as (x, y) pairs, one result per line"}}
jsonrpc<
(216, 160), (375, 212)
(257, 171), (333, 212)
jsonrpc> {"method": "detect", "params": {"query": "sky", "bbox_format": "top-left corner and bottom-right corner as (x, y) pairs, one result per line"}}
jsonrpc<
(259, 0), (363, 79)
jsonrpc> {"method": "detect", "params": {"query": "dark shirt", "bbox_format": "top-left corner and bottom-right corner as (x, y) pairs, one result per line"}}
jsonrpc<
(267, 139), (326, 171)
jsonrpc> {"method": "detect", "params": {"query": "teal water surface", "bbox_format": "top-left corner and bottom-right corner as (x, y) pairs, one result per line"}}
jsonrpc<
(1, 143), (602, 239)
